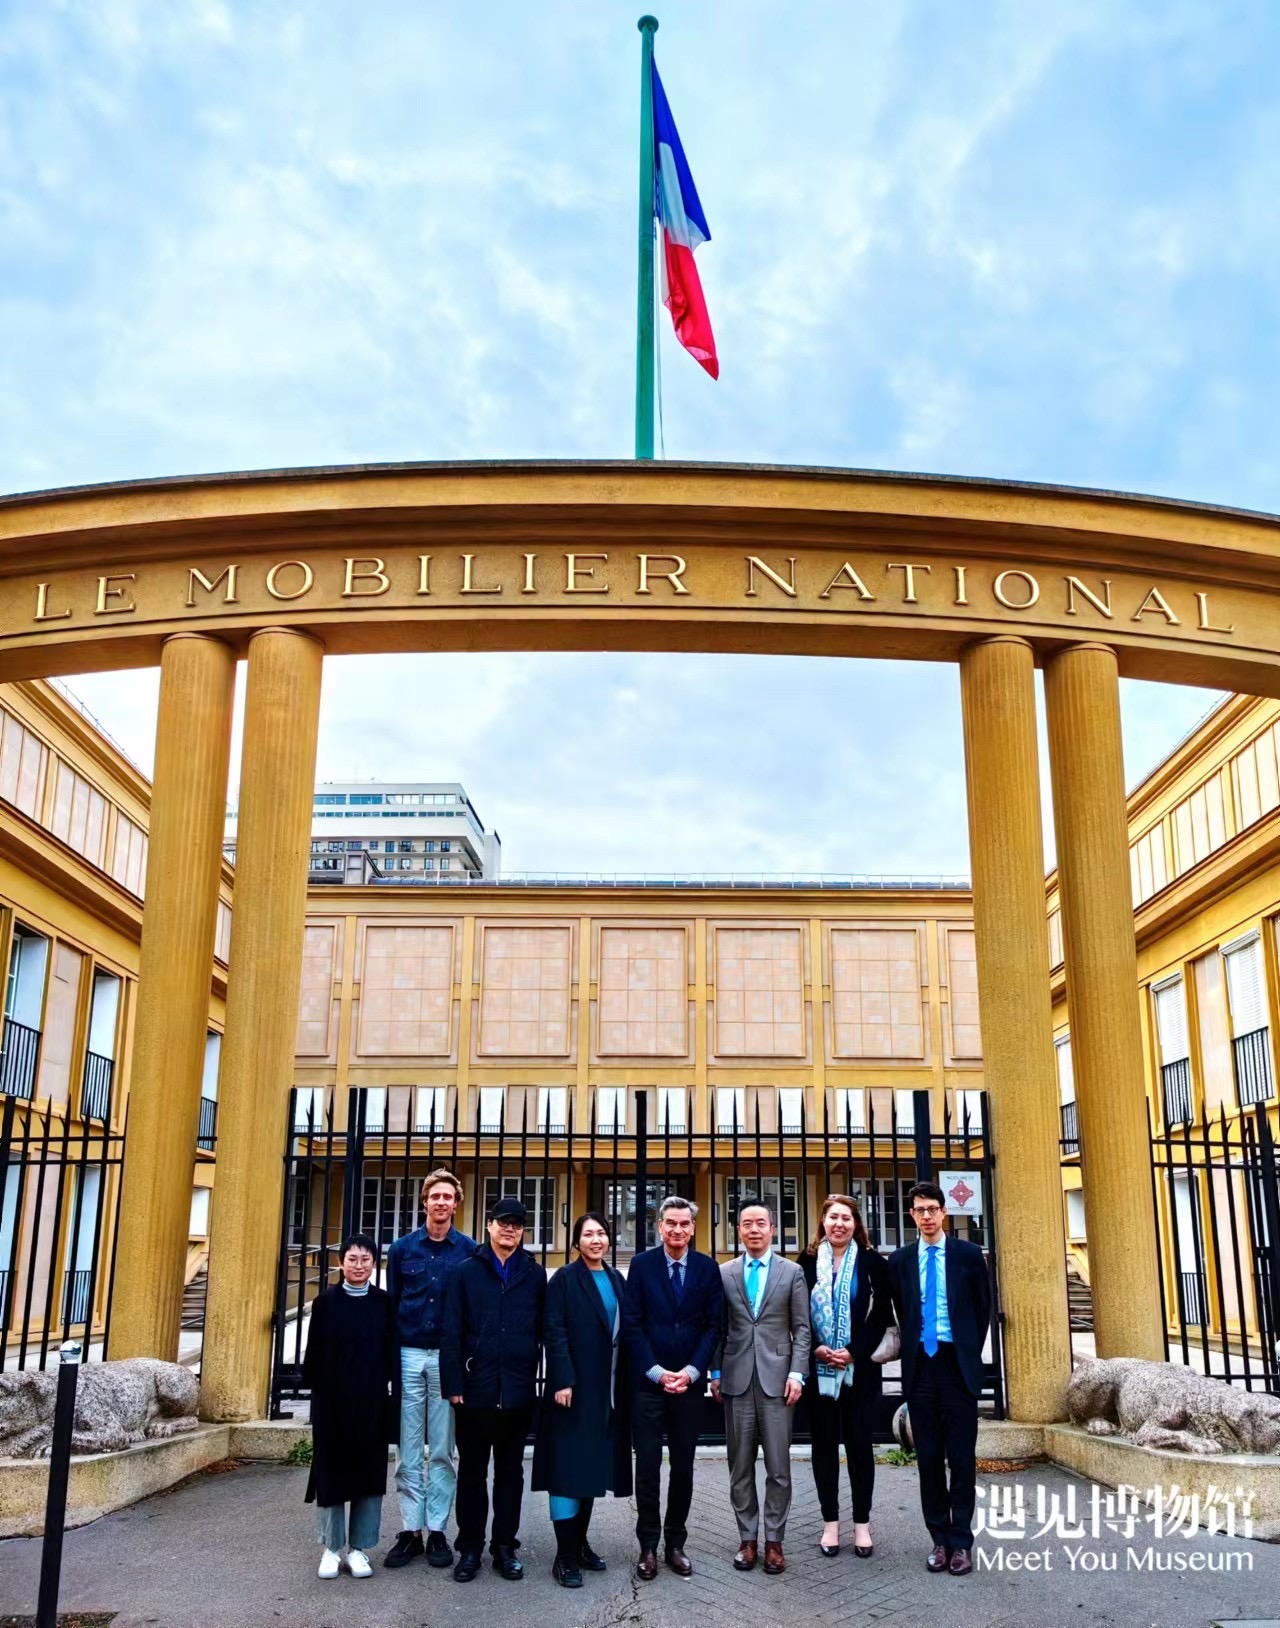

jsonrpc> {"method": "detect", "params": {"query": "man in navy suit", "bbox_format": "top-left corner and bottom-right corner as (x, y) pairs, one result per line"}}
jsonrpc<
(887, 1180), (991, 1578)
(622, 1194), (724, 1581)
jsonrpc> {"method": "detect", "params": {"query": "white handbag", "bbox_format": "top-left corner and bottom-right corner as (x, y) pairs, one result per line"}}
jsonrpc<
(871, 1324), (902, 1364)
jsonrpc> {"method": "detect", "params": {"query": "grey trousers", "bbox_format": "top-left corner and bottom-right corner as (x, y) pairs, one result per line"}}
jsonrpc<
(724, 1387), (794, 1543)
(317, 1495), (383, 1551)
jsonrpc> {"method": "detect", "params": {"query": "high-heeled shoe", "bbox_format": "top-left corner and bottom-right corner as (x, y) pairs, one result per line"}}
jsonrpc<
(853, 1525), (874, 1558)
(819, 1524), (840, 1557)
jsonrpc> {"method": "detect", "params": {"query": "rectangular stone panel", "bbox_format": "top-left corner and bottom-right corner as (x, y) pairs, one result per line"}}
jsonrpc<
(830, 927), (924, 1060)
(295, 924), (338, 1057)
(358, 924), (454, 1057)
(598, 926), (688, 1056)
(478, 925), (571, 1056)
(945, 927), (981, 1060)
(713, 927), (804, 1057)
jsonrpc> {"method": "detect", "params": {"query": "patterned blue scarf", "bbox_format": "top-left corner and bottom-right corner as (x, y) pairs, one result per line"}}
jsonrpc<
(811, 1240), (857, 1398)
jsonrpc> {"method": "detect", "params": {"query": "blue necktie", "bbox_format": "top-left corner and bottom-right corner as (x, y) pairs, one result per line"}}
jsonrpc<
(747, 1258), (763, 1317)
(671, 1260), (684, 1300)
(923, 1246), (939, 1357)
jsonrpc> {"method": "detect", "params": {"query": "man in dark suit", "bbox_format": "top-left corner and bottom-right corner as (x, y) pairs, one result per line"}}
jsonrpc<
(887, 1180), (991, 1578)
(622, 1193), (724, 1581)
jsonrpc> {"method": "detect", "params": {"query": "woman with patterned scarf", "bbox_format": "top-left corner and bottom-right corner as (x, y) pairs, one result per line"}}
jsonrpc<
(797, 1194), (893, 1559)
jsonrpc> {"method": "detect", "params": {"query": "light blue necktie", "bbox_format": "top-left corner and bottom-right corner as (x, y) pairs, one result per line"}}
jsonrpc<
(747, 1257), (763, 1317)
(923, 1246), (939, 1357)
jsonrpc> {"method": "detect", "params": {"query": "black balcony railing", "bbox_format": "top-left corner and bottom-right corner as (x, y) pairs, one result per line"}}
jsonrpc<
(197, 1095), (218, 1152)
(62, 1268), (92, 1327)
(1233, 1027), (1274, 1107)
(1161, 1057), (1193, 1128)
(0, 1017), (40, 1101)
(1060, 1099), (1080, 1154)
(81, 1050), (114, 1121)
(1178, 1269), (1207, 1326)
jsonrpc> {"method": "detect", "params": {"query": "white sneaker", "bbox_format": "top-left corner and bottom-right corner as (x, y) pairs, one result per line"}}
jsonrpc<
(346, 1550), (373, 1578)
(318, 1548), (341, 1580)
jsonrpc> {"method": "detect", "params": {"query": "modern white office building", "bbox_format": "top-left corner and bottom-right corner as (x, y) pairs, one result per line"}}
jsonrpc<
(225, 781), (501, 885)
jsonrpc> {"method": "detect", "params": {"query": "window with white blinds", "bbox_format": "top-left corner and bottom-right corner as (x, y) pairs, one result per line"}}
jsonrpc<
(1223, 936), (1267, 1038)
(1055, 1035), (1075, 1105)
(1152, 979), (1190, 1065)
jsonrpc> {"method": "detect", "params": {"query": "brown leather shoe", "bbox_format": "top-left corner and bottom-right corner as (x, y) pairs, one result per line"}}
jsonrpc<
(926, 1543), (951, 1573)
(636, 1549), (658, 1581)
(948, 1548), (973, 1576)
(763, 1541), (785, 1575)
(732, 1541), (757, 1571)
(665, 1546), (693, 1577)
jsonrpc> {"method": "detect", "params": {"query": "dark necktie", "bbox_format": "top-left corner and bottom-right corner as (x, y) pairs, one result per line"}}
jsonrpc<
(670, 1259), (685, 1300)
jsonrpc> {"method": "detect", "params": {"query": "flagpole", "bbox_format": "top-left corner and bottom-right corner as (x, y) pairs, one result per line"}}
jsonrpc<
(635, 15), (658, 460)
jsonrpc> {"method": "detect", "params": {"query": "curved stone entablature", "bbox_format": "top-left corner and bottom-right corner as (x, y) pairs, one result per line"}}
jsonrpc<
(1, 461), (1279, 690)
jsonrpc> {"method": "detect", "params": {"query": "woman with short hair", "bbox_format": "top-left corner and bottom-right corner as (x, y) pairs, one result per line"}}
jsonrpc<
(303, 1232), (397, 1579)
(798, 1193), (893, 1559)
(531, 1212), (631, 1588)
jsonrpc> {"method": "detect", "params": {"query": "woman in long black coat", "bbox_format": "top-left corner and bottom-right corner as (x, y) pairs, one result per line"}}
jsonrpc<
(302, 1232), (398, 1580)
(531, 1213), (631, 1588)
(798, 1194), (893, 1559)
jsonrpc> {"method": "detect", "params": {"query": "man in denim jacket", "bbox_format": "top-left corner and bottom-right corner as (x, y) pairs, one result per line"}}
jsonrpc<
(383, 1168), (476, 1570)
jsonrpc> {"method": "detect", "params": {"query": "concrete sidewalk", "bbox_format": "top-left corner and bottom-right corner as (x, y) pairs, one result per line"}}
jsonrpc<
(0, 1456), (1275, 1628)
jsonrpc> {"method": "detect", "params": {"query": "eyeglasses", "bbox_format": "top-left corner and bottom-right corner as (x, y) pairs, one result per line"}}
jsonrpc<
(911, 1205), (944, 1218)
(493, 1219), (525, 1230)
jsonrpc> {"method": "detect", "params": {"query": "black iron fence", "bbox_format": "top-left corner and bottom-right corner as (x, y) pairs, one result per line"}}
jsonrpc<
(0, 1093), (124, 1371)
(271, 1084), (1003, 1434)
(1151, 1102), (1280, 1393)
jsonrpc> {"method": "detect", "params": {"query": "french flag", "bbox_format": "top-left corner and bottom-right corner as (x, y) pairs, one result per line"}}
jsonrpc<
(651, 63), (718, 380)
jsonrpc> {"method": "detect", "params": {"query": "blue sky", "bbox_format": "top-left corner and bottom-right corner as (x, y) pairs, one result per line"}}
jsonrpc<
(4, 1), (1276, 872)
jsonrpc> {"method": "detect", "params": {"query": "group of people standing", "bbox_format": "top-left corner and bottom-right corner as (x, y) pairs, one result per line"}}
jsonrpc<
(301, 1166), (991, 1589)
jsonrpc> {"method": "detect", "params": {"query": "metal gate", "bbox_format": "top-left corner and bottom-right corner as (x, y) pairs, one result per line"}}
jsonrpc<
(270, 1084), (1003, 1434)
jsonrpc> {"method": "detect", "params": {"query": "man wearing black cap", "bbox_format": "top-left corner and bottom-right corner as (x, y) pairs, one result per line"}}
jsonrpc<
(441, 1195), (547, 1582)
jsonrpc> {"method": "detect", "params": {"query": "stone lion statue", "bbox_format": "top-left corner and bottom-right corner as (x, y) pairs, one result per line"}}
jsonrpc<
(1068, 1357), (1280, 1456)
(0, 1358), (199, 1459)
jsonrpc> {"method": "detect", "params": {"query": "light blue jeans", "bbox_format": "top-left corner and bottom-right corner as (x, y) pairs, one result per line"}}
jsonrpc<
(396, 1347), (457, 1534)
(318, 1496), (382, 1552)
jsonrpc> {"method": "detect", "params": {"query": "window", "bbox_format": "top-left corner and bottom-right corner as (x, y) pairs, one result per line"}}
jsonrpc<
(1232, 723), (1280, 832)
(189, 1187), (211, 1237)
(596, 1087), (624, 1132)
(0, 711), (49, 820)
(442, 841), (451, 852)
(1065, 1190), (1086, 1240)
(327, 841), (344, 853)
(314, 794), (347, 805)
(1130, 825), (1169, 907)
(716, 1087), (746, 1132)
(1047, 908), (1064, 970)
(656, 1088), (686, 1132)
(424, 858), (434, 870)
(62, 1167), (101, 1321)
(0, 1165), (18, 1307)
(351, 794), (384, 806)
(1223, 935), (1267, 1037)
(361, 1176), (418, 1247)
(723, 1176), (798, 1252)
(49, 761), (107, 866)
(483, 1175), (556, 1248)
(415, 1086), (447, 1132)
(833, 1088), (866, 1134)
(537, 1087), (567, 1133)
(1055, 1036), (1075, 1105)
(293, 1087), (327, 1131)
(1153, 979), (1190, 1065)
(399, 840), (412, 853)
(440, 859), (450, 871)
(1172, 774), (1228, 875)
(894, 1089), (925, 1131)
(201, 1032), (221, 1101)
(87, 970), (120, 1059)
(109, 815), (148, 896)
(426, 841), (436, 853)
(479, 1087), (505, 1131)
(954, 1089), (983, 1132)
(363, 1088), (387, 1132)
(384, 841), (395, 854)
(5, 925), (48, 1029)
(777, 1087), (804, 1131)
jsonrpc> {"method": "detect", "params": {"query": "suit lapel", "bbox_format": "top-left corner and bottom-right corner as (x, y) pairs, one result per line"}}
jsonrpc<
(729, 1257), (751, 1316)
(943, 1236), (960, 1331)
(576, 1259), (613, 1337)
(657, 1247), (679, 1311)
(906, 1242), (922, 1333)
(754, 1254), (782, 1319)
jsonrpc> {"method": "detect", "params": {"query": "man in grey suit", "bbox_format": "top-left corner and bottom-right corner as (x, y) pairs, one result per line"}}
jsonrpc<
(710, 1197), (811, 1575)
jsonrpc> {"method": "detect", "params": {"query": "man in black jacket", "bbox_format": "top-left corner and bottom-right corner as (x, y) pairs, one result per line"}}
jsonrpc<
(441, 1195), (547, 1583)
(887, 1181), (992, 1578)
(621, 1194), (724, 1581)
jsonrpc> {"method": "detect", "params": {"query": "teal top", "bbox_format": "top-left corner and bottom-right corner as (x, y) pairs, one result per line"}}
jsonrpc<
(589, 1265), (618, 1328)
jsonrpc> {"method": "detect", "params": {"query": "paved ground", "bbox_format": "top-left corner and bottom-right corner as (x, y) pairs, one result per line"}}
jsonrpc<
(0, 1456), (1275, 1628)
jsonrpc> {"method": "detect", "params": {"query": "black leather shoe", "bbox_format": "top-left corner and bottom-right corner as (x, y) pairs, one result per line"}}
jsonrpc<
(949, 1548), (973, 1576)
(926, 1543), (951, 1574)
(383, 1530), (424, 1568)
(425, 1530), (452, 1568)
(452, 1550), (481, 1582)
(579, 1540), (607, 1571)
(552, 1555), (584, 1588)
(493, 1544), (524, 1580)
(636, 1548), (658, 1581)
(665, 1545), (693, 1577)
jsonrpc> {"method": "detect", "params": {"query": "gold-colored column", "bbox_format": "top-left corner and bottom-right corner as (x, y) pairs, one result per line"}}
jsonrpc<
(201, 629), (324, 1420)
(1044, 642), (1163, 1359)
(959, 637), (1071, 1421)
(110, 635), (235, 1360)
